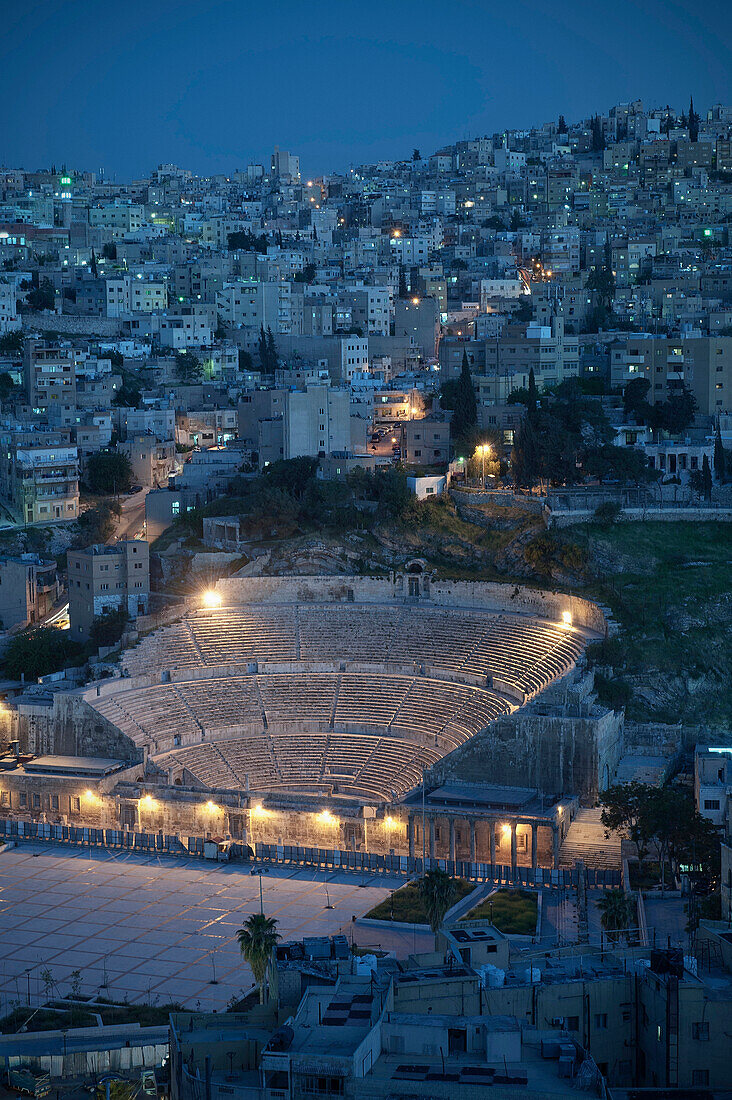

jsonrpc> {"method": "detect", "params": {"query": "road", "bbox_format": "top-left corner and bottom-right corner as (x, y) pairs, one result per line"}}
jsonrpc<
(113, 489), (148, 542)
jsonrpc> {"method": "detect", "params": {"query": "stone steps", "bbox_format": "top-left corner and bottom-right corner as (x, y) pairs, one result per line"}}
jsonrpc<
(560, 808), (622, 870)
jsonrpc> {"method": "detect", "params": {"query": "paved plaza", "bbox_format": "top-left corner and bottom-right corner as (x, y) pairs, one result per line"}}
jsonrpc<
(0, 843), (404, 1013)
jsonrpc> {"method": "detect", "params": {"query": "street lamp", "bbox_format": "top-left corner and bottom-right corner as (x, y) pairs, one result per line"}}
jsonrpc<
(250, 866), (269, 914)
(476, 443), (491, 489)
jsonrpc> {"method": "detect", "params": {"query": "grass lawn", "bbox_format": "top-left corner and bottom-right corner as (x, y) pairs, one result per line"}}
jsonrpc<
(461, 889), (538, 935)
(365, 877), (474, 923)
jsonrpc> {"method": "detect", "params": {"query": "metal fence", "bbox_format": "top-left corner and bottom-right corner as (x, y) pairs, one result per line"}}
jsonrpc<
(0, 820), (621, 888)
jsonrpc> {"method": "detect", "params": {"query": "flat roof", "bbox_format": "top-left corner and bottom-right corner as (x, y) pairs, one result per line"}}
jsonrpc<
(23, 755), (125, 777)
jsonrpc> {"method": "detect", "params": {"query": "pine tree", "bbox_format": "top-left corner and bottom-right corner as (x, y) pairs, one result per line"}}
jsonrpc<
(451, 351), (477, 440)
(688, 95), (699, 143)
(257, 325), (269, 372)
(527, 367), (539, 418)
(266, 327), (278, 371)
(511, 411), (540, 489)
(713, 420), (726, 482)
(90, 248), (97, 277)
(558, 115), (567, 134)
(398, 267), (409, 299)
(702, 454), (713, 501)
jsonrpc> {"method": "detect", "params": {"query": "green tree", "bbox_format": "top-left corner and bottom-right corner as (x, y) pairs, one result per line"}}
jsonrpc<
(3, 628), (87, 681)
(89, 606), (129, 649)
(266, 327), (278, 371)
(688, 95), (699, 142)
(557, 114), (568, 134)
(450, 351), (477, 441)
(27, 277), (55, 311)
(623, 377), (651, 421)
(418, 869), (456, 943)
(236, 914), (280, 1004)
(85, 451), (133, 495)
(101, 241), (117, 261)
(174, 350), (203, 383)
(0, 330), (23, 354)
(257, 325), (269, 372)
(713, 420), (726, 482)
(597, 890), (634, 943)
(238, 348), (253, 373)
(600, 781), (656, 869)
(90, 248), (98, 277)
(702, 453), (713, 501)
(511, 413), (540, 489)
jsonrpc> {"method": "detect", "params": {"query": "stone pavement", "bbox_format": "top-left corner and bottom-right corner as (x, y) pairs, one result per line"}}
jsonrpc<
(0, 843), (404, 1013)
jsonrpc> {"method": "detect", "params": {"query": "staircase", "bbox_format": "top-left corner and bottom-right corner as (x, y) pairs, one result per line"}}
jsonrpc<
(559, 807), (622, 870)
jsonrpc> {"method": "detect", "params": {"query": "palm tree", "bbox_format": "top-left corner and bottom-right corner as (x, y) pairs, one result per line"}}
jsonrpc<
(237, 914), (280, 1004)
(419, 870), (456, 944)
(597, 890), (633, 943)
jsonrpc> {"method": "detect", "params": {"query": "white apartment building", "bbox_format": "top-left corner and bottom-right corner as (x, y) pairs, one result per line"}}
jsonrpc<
(283, 384), (351, 459)
(89, 203), (145, 236)
(158, 312), (212, 349)
(390, 235), (432, 267)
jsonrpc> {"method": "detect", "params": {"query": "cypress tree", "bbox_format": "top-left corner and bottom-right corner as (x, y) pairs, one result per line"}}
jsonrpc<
(451, 351), (477, 440)
(702, 454), (713, 501)
(713, 421), (726, 482)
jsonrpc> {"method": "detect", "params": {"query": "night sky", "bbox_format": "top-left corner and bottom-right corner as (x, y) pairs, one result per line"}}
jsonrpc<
(2, 0), (731, 179)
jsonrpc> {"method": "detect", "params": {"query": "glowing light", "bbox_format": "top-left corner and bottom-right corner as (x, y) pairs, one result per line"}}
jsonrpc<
(318, 809), (337, 825)
(501, 823), (511, 836)
(140, 794), (155, 810)
(202, 590), (222, 609)
(411, 297), (420, 305)
(392, 229), (401, 238)
(251, 803), (270, 817)
(204, 800), (221, 814)
(562, 610), (573, 627)
(384, 815), (398, 830)
(83, 788), (98, 802)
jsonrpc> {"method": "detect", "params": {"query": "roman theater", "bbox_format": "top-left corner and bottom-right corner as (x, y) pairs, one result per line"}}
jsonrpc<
(1, 569), (620, 878)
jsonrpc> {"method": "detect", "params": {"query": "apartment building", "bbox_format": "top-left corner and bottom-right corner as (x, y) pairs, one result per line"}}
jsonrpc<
(118, 434), (176, 488)
(0, 277), (19, 333)
(23, 341), (77, 412)
(483, 313), (580, 390)
(0, 553), (60, 631)
(610, 335), (732, 414)
(0, 427), (79, 523)
(67, 540), (149, 640)
(283, 384), (351, 459)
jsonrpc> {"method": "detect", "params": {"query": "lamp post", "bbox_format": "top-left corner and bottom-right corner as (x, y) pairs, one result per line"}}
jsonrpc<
(477, 444), (491, 489)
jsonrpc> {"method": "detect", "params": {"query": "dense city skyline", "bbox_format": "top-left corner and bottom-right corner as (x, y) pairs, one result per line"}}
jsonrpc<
(2, 0), (731, 177)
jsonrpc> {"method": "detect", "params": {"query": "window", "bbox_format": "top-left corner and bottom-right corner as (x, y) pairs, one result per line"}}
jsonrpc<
(565, 1016), (579, 1031)
(594, 1013), (608, 1029)
(692, 1069), (709, 1086)
(51, 795), (59, 811)
(0, 791), (9, 806)
(33, 794), (41, 809)
(704, 799), (720, 811)
(19, 793), (27, 808)
(692, 1021), (709, 1040)
(71, 796), (80, 813)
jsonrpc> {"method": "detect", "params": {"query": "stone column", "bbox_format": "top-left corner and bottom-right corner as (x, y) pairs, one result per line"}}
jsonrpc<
(407, 815), (415, 859)
(510, 822), (518, 880)
(552, 824), (561, 869)
(449, 818), (456, 863)
(429, 817), (435, 861)
(489, 820), (496, 873)
(531, 823), (538, 870)
(469, 819), (477, 863)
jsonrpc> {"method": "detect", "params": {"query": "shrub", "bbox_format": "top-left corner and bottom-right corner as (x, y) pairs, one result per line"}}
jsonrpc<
(594, 501), (622, 525)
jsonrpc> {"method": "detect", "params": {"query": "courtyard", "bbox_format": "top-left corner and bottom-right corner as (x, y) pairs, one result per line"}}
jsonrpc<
(0, 842), (404, 1014)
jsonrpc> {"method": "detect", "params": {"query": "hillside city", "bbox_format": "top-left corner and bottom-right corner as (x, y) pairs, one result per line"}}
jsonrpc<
(0, 96), (731, 1100)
